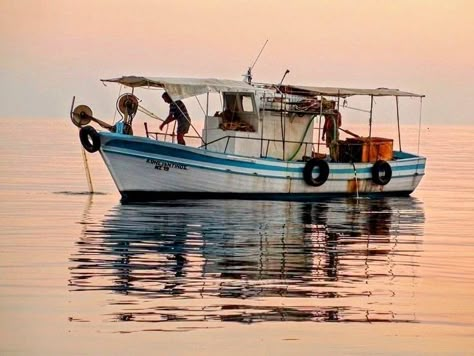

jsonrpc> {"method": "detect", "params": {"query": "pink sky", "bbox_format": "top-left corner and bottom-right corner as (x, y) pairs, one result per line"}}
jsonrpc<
(1, 0), (473, 124)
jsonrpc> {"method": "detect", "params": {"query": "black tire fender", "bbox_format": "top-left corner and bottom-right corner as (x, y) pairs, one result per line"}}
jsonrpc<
(303, 159), (330, 187)
(371, 160), (392, 185)
(79, 125), (101, 153)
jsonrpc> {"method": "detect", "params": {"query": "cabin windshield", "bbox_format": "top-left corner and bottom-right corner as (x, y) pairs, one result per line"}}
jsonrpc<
(220, 92), (258, 132)
(224, 93), (255, 113)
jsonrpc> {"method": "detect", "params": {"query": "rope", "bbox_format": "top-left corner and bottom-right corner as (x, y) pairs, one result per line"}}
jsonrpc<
(137, 105), (164, 122)
(80, 146), (94, 193)
(195, 96), (206, 116)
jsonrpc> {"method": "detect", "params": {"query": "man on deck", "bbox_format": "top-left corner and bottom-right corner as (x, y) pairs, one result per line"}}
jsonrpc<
(322, 109), (342, 160)
(159, 92), (191, 145)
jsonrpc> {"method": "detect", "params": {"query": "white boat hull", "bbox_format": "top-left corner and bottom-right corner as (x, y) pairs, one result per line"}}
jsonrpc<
(98, 133), (426, 202)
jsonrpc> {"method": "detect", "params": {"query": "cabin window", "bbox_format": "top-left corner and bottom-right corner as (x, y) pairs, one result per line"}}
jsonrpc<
(219, 93), (258, 132)
(242, 95), (254, 112)
(223, 93), (256, 113)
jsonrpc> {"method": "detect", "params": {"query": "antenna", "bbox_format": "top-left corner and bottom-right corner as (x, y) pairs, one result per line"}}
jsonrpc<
(278, 69), (290, 87)
(250, 39), (268, 71)
(243, 39), (268, 84)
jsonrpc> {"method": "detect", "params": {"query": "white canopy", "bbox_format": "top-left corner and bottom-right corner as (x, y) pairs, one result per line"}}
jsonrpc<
(101, 76), (260, 100)
(276, 84), (424, 98)
(102, 76), (425, 100)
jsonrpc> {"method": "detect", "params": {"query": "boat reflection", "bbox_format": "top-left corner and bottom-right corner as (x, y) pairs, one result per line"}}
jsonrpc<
(69, 198), (424, 325)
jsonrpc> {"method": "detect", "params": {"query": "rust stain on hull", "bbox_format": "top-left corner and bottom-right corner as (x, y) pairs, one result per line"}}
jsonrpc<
(347, 179), (384, 194)
(347, 178), (358, 194)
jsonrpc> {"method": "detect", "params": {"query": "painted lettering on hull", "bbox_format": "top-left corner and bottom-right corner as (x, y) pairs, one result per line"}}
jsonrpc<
(146, 158), (187, 171)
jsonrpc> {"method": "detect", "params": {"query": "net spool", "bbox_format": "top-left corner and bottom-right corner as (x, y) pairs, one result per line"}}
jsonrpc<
(117, 94), (139, 117)
(71, 105), (93, 127)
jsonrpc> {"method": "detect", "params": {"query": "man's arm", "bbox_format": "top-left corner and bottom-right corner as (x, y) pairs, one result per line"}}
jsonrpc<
(159, 114), (175, 130)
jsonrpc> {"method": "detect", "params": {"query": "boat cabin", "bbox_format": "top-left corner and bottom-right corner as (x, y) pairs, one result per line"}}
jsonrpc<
(203, 90), (329, 161)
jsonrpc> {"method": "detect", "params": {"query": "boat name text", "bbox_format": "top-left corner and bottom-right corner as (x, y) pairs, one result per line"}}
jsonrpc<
(146, 158), (187, 171)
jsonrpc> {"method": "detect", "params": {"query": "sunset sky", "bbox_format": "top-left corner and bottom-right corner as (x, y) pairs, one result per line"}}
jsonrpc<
(1, 0), (473, 124)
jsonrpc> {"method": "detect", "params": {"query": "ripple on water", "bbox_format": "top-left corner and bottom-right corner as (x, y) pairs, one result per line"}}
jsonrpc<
(69, 197), (424, 328)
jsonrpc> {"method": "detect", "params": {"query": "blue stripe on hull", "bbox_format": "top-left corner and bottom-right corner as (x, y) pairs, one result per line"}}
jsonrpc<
(105, 137), (288, 171)
(104, 145), (425, 181)
(102, 135), (426, 176)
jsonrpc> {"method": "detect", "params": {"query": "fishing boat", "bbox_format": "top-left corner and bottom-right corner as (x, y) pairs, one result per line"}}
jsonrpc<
(70, 75), (426, 202)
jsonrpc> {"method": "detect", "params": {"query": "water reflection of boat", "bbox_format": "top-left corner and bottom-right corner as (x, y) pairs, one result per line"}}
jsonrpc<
(69, 198), (424, 325)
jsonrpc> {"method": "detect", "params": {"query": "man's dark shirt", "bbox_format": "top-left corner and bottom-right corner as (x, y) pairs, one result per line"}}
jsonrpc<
(169, 100), (191, 133)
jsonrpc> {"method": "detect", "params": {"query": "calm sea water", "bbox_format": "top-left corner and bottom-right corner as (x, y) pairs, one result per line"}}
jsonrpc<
(1, 118), (474, 354)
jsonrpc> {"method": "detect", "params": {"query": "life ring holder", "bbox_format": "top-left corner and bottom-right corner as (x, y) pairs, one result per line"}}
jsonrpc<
(371, 160), (392, 185)
(303, 159), (330, 187)
(79, 126), (101, 153)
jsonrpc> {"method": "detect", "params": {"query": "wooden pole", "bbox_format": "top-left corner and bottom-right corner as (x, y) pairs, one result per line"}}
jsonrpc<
(396, 96), (402, 151)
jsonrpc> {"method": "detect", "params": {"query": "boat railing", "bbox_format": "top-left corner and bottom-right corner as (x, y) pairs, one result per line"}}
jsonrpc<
(144, 122), (203, 144)
(145, 123), (326, 159)
(144, 132), (202, 144)
(143, 124), (401, 163)
(201, 135), (325, 159)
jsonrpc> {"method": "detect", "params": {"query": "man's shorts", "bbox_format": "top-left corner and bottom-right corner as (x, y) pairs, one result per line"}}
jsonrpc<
(177, 121), (190, 134)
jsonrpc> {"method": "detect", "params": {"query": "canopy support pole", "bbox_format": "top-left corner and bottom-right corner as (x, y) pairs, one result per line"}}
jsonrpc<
(368, 95), (374, 159)
(396, 96), (402, 151)
(278, 85), (286, 160)
(417, 97), (423, 155)
(317, 96), (323, 154)
(260, 92), (266, 158)
(205, 92), (209, 149)
(281, 96), (285, 160)
(368, 95), (374, 139)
